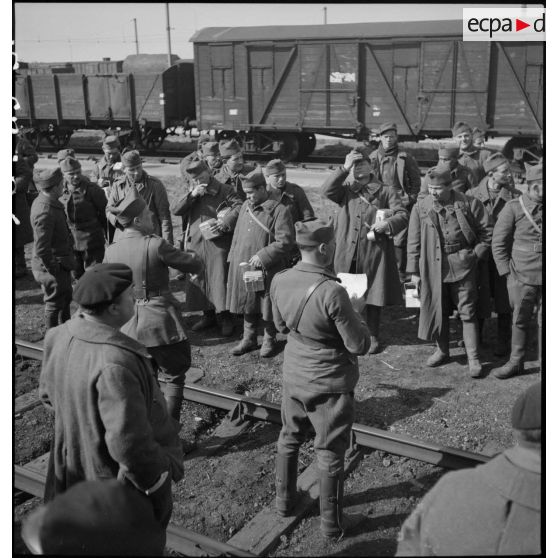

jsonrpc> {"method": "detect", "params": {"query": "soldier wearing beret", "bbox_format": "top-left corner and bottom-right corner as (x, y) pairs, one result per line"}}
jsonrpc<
(421, 144), (477, 195)
(30, 167), (75, 330)
(106, 150), (174, 245)
(59, 157), (107, 279)
(214, 139), (256, 201)
(491, 163), (543, 379)
(270, 218), (370, 539)
(396, 382), (541, 556)
(226, 168), (295, 357)
(466, 152), (522, 355)
(171, 157), (242, 336)
(407, 166), (492, 377)
(321, 149), (409, 354)
(452, 121), (492, 184)
(368, 123), (421, 283)
(39, 263), (183, 528)
(104, 192), (204, 421)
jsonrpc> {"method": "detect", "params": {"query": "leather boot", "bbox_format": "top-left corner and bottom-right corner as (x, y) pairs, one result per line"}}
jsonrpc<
(494, 314), (511, 357)
(260, 321), (277, 358)
(192, 310), (216, 332)
(319, 471), (344, 539)
(217, 311), (234, 337)
(45, 310), (59, 330)
(230, 314), (258, 356)
(165, 394), (184, 422)
(493, 327), (526, 379)
(275, 453), (298, 517)
(426, 318), (450, 367)
(462, 320), (483, 378)
(366, 305), (382, 354)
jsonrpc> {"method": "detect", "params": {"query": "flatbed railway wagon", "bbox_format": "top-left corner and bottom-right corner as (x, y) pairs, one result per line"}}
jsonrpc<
(191, 20), (543, 160)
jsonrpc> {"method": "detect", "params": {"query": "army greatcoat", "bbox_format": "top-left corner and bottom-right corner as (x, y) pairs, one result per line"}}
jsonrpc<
(107, 172), (174, 244)
(39, 315), (184, 498)
(458, 148), (492, 184)
(214, 163), (255, 201)
(170, 177), (242, 312)
(268, 182), (315, 225)
(321, 167), (408, 306)
(406, 191), (492, 340)
(13, 159), (34, 248)
(226, 198), (294, 320)
(396, 446), (540, 556)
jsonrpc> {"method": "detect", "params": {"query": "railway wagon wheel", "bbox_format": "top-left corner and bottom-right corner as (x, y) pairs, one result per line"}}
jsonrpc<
(45, 125), (73, 148)
(297, 133), (317, 159)
(277, 133), (300, 162)
(139, 127), (167, 152)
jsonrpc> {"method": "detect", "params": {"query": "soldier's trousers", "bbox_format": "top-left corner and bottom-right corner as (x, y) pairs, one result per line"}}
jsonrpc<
(277, 382), (354, 476)
(507, 275), (542, 332)
(73, 247), (105, 279)
(147, 339), (192, 397)
(442, 269), (477, 321)
(32, 268), (72, 327)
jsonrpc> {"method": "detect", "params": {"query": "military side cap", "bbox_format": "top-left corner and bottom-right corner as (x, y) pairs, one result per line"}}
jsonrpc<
(295, 217), (334, 246)
(197, 132), (212, 148)
(438, 144), (460, 159)
(452, 121), (472, 136)
(511, 382), (541, 430)
(34, 167), (63, 190)
(21, 479), (165, 556)
(102, 135), (120, 149)
(73, 263), (133, 306)
(114, 188), (147, 226)
(121, 150), (142, 168)
(264, 159), (286, 175)
(379, 122), (397, 135)
(241, 167), (266, 190)
(60, 157), (81, 172)
(202, 141), (220, 157)
(426, 166), (452, 186)
(219, 139), (242, 157)
(184, 156), (209, 177)
(525, 163), (543, 182)
(56, 148), (75, 162)
(483, 152), (509, 173)
(472, 127), (485, 140)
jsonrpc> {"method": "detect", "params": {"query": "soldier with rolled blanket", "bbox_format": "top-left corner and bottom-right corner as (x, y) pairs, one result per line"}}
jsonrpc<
(30, 168), (75, 329)
(59, 157), (107, 279)
(407, 166), (492, 377)
(104, 191), (204, 421)
(106, 150), (174, 245)
(467, 152), (521, 354)
(171, 157), (242, 337)
(226, 168), (295, 357)
(321, 148), (409, 354)
(214, 139), (256, 201)
(452, 121), (492, 184)
(491, 163), (543, 379)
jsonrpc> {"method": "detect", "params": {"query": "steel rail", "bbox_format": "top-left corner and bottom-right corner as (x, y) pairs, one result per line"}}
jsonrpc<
(15, 339), (490, 470)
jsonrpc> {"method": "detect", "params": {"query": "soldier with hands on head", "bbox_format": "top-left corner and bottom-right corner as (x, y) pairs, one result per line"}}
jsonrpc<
(491, 163), (543, 379)
(104, 191), (204, 421)
(171, 157), (242, 337)
(322, 148), (409, 354)
(407, 166), (492, 377)
(452, 121), (491, 184)
(270, 218), (370, 539)
(214, 139), (255, 201)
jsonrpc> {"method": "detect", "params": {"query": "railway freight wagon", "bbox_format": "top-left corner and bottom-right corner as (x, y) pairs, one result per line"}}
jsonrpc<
(14, 55), (196, 150)
(191, 20), (543, 160)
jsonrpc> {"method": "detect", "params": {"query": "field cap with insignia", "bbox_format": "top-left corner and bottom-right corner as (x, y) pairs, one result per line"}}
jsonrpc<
(102, 135), (120, 149)
(73, 263), (133, 306)
(379, 122), (397, 135)
(295, 217), (334, 246)
(202, 141), (220, 157)
(426, 166), (452, 186)
(219, 139), (242, 157)
(264, 159), (286, 176)
(60, 157), (81, 172)
(56, 148), (75, 163)
(452, 121), (472, 136)
(525, 163), (543, 182)
(121, 150), (142, 169)
(114, 188), (147, 227)
(483, 152), (509, 173)
(35, 167), (63, 190)
(438, 144), (460, 159)
(240, 167), (266, 190)
(511, 382), (541, 431)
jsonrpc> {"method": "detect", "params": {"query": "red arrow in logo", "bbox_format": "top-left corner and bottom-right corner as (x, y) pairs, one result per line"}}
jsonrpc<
(516, 18), (531, 32)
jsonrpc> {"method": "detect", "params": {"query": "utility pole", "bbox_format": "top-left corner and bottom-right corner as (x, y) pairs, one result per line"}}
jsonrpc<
(165, 3), (172, 67)
(323, 6), (327, 24)
(132, 18), (139, 54)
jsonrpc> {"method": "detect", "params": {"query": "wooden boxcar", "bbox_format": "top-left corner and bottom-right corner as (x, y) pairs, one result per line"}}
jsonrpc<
(191, 20), (543, 159)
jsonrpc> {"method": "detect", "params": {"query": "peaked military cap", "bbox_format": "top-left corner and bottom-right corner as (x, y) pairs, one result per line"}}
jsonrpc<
(219, 139), (242, 157)
(202, 141), (220, 157)
(511, 382), (541, 430)
(121, 150), (142, 168)
(483, 152), (509, 173)
(59, 157), (81, 173)
(438, 144), (460, 159)
(113, 187), (147, 226)
(102, 135), (120, 149)
(240, 167), (266, 190)
(426, 166), (452, 186)
(56, 148), (75, 163)
(525, 163), (543, 182)
(471, 127), (485, 140)
(264, 159), (286, 176)
(452, 121), (472, 136)
(73, 263), (133, 306)
(379, 122), (398, 135)
(34, 167), (63, 190)
(295, 217), (334, 246)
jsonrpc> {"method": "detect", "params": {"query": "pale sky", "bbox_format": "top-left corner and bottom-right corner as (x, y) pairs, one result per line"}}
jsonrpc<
(15, 2), (531, 62)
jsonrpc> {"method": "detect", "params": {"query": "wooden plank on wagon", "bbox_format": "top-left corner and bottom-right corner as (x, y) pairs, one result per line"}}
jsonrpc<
(15, 390), (41, 415)
(24, 452), (51, 475)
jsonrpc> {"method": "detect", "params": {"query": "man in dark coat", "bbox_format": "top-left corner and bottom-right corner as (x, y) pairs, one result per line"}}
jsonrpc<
(369, 122), (421, 282)
(106, 150), (174, 244)
(226, 168), (294, 357)
(407, 167), (492, 377)
(467, 152), (521, 355)
(39, 264), (183, 528)
(60, 157), (107, 279)
(30, 168), (75, 330)
(453, 121), (492, 184)
(270, 219), (370, 539)
(396, 382), (541, 556)
(214, 139), (255, 201)
(322, 149), (408, 354)
(171, 158), (242, 336)
(104, 192), (204, 421)
(491, 163), (543, 379)
(13, 158), (35, 278)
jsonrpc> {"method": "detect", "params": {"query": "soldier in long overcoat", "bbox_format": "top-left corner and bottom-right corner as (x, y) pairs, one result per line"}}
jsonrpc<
(171, 157), (242, 336)
(321, 149), (408, 354)
(104, 192), (204, 421)
(452, 121), (492, 184)
(214, 139), (255, 201)
(13, 158), (34, 277)
(466, 152), (521, 355)
(407, 167), (492, 377)
(227, 168), (294, 357)
(106, 150), (174, 245)
(39, 263), (183, 528)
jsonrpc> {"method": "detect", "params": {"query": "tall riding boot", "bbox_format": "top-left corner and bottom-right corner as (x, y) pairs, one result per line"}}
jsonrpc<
(230, 314), (258, 356)
(462, 320), (483, 378)
(319, 471), (345, 539)
(260, 321), (277, 358)
(494, 314), (511, 356)
(45, 309), (59, 330)
(426, 317), (450, 367)
(275, 452), (298, 517)
(493, 326), (527, 379)
(366, 305), (382, 354)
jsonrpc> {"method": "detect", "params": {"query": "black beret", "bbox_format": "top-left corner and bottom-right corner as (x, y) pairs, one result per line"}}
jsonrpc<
(102, 135), (120, 149)
(219, 139), (242, 157)
(511, 382), (541, 430)
(21, 480), (165, 556)
(295, 217), (334, 246)
(525, 163), (543, 182)
(240, 167), (266, 190)
(121, 150), (142, 168)
(59, 157), (81, 172)
(264, 159), (286, 176)
(426, 166), (452, 186)
(73, 263), (133, 306)
(56, 148), (75, 162)
(34, 167), (63, 190)
(452, 121), (472, 136)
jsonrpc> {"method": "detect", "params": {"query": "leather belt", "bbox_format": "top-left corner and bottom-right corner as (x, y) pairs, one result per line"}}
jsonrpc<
(289, 330), (345, 351)
(133, 288), (170, 300)
(513, 243), (543, 254)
